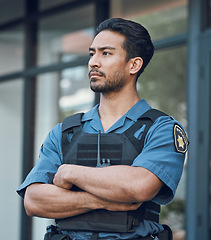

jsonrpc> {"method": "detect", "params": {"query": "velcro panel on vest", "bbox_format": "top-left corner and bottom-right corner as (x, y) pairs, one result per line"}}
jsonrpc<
(77, 141), (122, 164)
(62, 130), (140, 166)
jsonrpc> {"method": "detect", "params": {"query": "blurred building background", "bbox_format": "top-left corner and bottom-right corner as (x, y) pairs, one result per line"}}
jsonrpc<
(0, 0), (210, 240)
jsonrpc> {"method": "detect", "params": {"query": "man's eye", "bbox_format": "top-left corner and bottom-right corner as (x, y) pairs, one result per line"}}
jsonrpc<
(89, 52), (94, 57)
(103, 52), (110, 56)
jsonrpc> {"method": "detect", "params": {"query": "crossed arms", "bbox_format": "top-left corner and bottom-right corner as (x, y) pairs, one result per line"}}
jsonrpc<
(24, 164), (163, 219)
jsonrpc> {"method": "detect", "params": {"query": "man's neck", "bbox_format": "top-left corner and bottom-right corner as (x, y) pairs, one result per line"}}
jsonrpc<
(98, 89), (140, 132)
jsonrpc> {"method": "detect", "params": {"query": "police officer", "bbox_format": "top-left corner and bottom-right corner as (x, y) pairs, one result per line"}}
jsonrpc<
(17, 18), (188, 240)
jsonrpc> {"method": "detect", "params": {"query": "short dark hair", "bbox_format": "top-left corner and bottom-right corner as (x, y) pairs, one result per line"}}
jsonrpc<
(96, 18), (154, 78)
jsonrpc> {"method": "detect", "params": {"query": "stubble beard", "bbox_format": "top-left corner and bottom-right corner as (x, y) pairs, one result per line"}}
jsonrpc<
(90, 72), (126, 93)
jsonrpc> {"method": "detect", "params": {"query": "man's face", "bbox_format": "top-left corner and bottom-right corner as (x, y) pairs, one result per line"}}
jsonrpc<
(88, 30), (131, 93)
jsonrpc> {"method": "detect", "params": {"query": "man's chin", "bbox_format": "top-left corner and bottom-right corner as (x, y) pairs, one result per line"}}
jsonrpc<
(90, 85), (101, 93)
(90, 81), (102, 92)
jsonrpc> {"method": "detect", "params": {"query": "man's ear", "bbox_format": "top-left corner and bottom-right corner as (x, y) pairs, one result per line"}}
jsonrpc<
(129, 57), (143, 75)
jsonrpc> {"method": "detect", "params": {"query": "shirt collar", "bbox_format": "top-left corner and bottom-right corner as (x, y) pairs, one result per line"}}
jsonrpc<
(81, 104), (99, 123)
(81, 99), (151, 132)
(125, 99), (151, 121)
(81, 104), (103, 132)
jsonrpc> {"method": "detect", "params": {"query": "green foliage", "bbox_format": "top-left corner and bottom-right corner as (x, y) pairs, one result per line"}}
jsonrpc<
(137, 46), (187, 127)
(160, 199), (185, 220)
(132, 4), (188, 127)
(160, 199), (185, 231)
(133, 5), (187, 41)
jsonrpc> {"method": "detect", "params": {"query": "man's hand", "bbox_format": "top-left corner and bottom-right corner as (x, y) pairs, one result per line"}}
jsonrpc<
(101, 200), (142, 212)
(53, 164), (73, 189)
(53, 164), (163, 204)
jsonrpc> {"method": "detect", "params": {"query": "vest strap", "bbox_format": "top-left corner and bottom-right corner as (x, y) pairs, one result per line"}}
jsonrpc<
(124, 109), (168, 153)
(62, 113), (84, 160)
(62, 113), (83, 132)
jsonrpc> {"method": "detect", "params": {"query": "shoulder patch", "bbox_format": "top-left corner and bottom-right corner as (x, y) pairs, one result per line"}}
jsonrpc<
(173, 124), (188, 153)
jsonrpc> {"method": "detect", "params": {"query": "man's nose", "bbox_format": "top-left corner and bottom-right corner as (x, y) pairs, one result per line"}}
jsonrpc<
(89, 54), (101, 68)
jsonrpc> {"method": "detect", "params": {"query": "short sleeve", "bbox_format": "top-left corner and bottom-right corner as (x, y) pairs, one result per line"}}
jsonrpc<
(16, 123), (63, 198)
(132, 116), (187, 205)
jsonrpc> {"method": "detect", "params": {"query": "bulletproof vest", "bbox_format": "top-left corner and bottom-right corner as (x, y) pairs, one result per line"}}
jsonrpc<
(56, 109), (168, 233)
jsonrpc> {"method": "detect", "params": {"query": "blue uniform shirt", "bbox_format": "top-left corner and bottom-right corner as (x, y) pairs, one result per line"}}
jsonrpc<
(17, 99), (187, 239)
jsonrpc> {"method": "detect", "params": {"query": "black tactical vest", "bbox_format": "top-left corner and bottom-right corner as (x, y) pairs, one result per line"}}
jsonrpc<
(56, 109), (167, 233)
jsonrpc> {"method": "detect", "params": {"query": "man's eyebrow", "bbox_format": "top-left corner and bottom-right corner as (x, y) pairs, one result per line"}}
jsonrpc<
(89, 46), (116, 51)
(89, 47), (95, 52)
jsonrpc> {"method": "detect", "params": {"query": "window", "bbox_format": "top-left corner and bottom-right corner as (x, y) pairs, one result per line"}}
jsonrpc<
(139, 46), (187, 127)
(39, 0), (76, 11)
(111, 0), (188, 41)
(0, 0), (24, 24)
(38, 4), (95, 66)
(0, 79), (23, 240)
(0, 25), (24, 75)
(59, 65), (95, 120)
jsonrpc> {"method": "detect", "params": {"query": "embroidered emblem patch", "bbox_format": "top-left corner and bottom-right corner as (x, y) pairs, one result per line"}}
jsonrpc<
(174, 124), (188, 153)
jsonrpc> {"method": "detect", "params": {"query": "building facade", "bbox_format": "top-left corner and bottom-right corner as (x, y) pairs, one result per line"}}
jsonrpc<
(0, 0), (210, 240)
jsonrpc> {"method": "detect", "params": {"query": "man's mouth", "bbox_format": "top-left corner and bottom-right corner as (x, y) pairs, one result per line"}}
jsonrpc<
(88, 70), (105, 79)
(89, 73), (102, 79)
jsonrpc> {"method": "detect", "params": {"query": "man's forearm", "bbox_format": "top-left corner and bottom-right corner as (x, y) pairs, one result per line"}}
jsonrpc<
(24, 183), (141, 219)
(53, 164), (163, 204)
(24, 183), (100, 219)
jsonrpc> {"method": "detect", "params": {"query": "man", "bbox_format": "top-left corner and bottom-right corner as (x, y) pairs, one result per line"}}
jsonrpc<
(17, 18), (188, 240)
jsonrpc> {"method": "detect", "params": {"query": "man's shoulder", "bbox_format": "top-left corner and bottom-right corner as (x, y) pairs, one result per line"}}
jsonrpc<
(147, 113), (188, 153)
